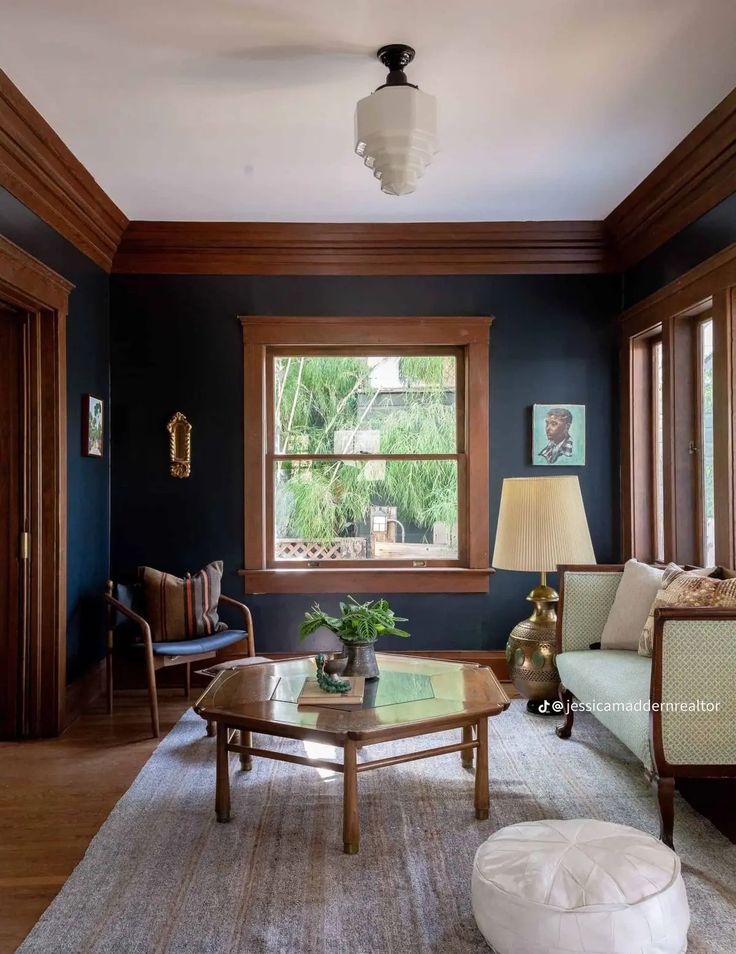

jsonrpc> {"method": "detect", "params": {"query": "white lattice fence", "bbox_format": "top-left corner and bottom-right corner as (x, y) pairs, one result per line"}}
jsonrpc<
(276, 538), (367, 561)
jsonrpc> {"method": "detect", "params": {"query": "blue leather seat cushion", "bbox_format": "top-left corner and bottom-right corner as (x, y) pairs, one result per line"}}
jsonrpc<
(151, 629), (247, 656)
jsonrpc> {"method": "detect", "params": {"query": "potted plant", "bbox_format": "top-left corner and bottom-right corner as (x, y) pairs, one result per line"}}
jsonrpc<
(299, 597), (410, 679)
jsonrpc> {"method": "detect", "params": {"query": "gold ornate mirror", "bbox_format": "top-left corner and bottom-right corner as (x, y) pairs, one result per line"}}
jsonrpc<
(167, 412), (192, 478)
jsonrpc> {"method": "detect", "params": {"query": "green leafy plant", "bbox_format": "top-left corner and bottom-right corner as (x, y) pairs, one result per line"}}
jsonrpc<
(299, 597), (410, 645)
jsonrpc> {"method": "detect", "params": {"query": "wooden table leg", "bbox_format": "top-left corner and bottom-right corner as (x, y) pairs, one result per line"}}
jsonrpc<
(461, 725), (474, 768)
(474, 717), (489, 820)
(216, 722), (231, 823)
(239, 729), (253, 771)
(343, 739), (359, 854)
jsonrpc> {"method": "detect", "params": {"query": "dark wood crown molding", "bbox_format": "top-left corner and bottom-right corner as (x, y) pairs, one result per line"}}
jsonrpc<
(112, 220), (612, 275)
(0, 69), (128, 272)
(1, 61), (733, 276)
(606, 87), (736, 270)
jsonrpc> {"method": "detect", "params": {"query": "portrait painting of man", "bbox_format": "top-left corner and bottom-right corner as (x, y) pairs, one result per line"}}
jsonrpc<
(533, 404), (585, 466)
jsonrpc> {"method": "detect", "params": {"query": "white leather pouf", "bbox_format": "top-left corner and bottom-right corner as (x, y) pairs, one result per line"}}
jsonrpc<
(472, 819), (689, 954)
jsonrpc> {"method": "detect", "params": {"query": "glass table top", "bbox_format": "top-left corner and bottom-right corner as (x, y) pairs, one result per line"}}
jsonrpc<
(271, 670), (436, 710)
(194, 654), (510, 741)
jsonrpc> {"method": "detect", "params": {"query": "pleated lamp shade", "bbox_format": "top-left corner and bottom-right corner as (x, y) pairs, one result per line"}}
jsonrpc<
(492, 476), (595, 572)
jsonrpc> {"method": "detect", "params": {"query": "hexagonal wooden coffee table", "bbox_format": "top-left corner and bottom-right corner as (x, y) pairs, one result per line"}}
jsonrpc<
(194, 653), (510, 854)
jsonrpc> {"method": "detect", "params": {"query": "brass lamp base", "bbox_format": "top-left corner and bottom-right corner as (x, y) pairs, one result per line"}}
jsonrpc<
(505, 574), (560, 711)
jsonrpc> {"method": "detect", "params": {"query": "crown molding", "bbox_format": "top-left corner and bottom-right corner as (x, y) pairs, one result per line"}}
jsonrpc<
(606, 87), (736, 270)
(112, 220), (612, 275)
(1, 60), (733, 276)
(0, 69), (127, 272)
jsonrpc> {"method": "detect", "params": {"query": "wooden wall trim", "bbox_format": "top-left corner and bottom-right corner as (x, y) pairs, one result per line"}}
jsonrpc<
(112, 220), (611, 275)
(0, 234), (73, 310)
(0, 64), (733, 276)
(607, 87), (736, 269)
(0, 234), (70, 736)
(0, 70), (127, 272)
(65, 659), (106, 727)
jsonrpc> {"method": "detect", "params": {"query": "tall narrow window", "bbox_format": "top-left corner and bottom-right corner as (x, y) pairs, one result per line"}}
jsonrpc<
(698, 318), (715, 566)
(651, 338), (665, 562)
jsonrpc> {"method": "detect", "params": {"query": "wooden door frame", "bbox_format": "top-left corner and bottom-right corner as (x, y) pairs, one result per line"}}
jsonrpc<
(0, 234), (72, 736)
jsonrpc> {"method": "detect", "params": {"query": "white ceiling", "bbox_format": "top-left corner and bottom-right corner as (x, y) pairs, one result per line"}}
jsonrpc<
(2, 0), (736, 222)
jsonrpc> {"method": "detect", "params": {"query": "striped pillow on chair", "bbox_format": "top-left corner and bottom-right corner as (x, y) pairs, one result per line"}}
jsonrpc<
(139, 560), (228, 642)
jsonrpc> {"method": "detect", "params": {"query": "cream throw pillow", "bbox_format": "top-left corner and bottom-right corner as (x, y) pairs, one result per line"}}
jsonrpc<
(638, 563), (736, 657)
(600, 559), (664, 651)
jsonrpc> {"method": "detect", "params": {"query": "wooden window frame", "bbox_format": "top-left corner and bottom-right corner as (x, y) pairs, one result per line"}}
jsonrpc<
(239, 316), (493, 594)
(650, 336), (665, 563)
(620, 243), (736, 567)
(622, 326), (661, 563)
(694, 315), (715, 566)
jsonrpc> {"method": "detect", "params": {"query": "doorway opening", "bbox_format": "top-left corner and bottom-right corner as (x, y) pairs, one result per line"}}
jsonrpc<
(0, 234), (72, 738)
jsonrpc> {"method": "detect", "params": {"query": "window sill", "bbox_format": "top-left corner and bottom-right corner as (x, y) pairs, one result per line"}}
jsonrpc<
(240, 568), (495, 595)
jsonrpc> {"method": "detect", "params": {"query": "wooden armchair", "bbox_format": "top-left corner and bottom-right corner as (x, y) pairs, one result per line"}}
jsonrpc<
(104, 580), (257, 738)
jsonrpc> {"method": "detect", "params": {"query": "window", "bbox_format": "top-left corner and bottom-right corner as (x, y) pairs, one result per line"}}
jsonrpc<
(697, 317), (715, 565)
(622, 266), (736, 568)
(651, 338), (665, 562)
(273, 353), (460, 563)
(241, 316), (492, 593)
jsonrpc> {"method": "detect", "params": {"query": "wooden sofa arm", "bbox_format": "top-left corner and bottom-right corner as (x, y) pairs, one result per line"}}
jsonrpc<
(219, 594), (255, 657)
(650, 607), (736, 777)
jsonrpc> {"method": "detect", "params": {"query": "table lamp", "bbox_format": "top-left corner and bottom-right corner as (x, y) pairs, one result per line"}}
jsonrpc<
(492, 476), (595, 713)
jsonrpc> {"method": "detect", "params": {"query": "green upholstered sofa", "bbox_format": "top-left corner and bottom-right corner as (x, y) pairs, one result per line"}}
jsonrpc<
(554, 564), (736, 849)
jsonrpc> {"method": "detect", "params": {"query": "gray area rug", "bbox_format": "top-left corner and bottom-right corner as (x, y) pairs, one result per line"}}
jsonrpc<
(18, 702), (736, 953)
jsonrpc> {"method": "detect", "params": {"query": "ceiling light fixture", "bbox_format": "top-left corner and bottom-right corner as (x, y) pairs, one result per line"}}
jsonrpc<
(355, 44), (437, 197)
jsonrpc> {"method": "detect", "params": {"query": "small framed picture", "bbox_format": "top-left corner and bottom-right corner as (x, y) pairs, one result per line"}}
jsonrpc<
(533, 404), (585, 466)
(81, 394), (104, 457)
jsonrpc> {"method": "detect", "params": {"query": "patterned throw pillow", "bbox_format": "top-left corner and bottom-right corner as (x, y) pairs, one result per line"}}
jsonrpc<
(638, 562), (736, 657)
(139, 560), (228, 643)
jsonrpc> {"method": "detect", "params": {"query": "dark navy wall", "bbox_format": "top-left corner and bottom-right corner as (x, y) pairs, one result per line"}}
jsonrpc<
(623, 193), (736, 306)
(1, 169), (731, 668)
(110, 274), (620, 653)
(0, 187), (110, 681)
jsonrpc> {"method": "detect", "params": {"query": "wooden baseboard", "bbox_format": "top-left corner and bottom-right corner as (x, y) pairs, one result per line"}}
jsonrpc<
(64, 658), (106, 728)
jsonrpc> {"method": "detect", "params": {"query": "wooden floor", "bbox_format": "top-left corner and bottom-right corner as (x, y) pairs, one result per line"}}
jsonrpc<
(0, 692), (190, 954)
(1, 690), (735, 953)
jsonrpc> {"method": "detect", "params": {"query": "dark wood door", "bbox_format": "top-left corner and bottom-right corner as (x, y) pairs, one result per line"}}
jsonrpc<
(0, 302), (29, 738)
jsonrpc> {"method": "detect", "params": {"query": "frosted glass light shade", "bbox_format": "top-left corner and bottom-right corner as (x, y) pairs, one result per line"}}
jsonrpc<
(355, 85), (437, 196)
(492, 476), (595, 573)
